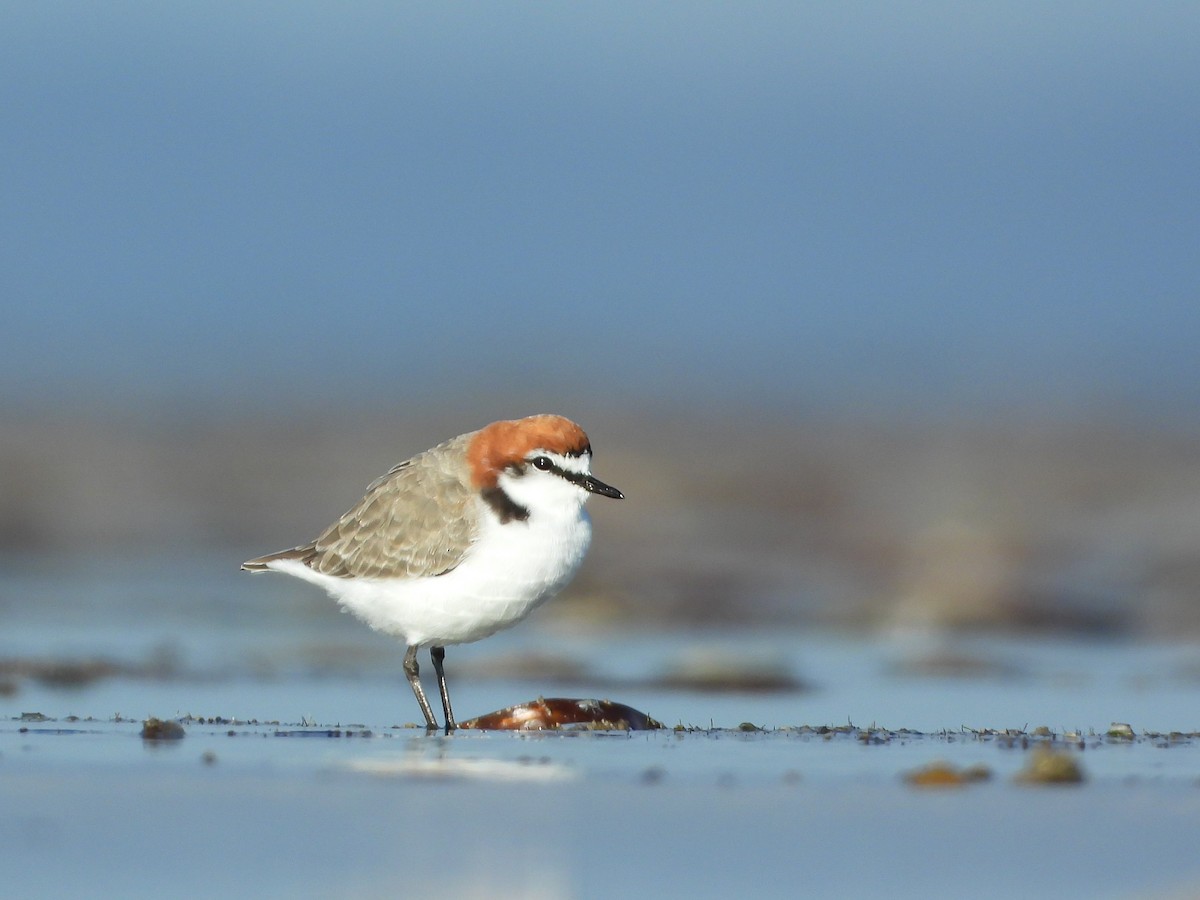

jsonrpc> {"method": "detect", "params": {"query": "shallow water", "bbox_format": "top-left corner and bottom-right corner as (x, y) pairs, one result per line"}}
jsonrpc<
(4, 720), (1200, 899)
(2, 556), (1200, 898)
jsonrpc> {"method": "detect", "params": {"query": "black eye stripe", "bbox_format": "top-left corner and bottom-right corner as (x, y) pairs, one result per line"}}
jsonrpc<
(526, 456), (587, 486)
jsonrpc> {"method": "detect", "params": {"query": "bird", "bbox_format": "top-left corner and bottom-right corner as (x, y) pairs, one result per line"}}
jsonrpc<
(241, 414), (623, 732)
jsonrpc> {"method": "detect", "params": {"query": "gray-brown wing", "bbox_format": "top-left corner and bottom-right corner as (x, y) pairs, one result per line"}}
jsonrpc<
(305, 435), (480, 579)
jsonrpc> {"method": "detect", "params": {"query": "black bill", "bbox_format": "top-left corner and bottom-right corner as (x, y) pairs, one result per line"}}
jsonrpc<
(581, 473), (624, 499)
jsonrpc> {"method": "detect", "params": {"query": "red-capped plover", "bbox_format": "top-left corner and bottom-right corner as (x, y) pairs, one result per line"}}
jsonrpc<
(242, 414), (623, 731)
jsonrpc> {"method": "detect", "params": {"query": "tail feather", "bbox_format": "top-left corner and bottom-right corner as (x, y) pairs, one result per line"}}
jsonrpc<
(241, 544), (317, 572)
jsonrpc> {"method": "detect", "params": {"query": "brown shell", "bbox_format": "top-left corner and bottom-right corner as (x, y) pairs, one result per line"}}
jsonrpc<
(459, 697), (662, 731)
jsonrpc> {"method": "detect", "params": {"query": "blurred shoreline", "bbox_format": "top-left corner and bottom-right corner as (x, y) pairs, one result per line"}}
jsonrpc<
(3, 407), (1198, 637)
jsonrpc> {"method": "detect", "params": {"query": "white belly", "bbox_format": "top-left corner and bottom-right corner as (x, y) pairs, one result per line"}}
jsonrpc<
(272, 507), (593, 646)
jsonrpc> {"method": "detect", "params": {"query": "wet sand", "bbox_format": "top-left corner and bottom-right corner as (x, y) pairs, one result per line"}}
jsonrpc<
(4, 716), (1200, 899)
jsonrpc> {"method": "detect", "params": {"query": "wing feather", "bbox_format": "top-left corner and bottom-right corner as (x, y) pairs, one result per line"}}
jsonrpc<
(242, 432), (480, 580)
(308, 433), (479, 579)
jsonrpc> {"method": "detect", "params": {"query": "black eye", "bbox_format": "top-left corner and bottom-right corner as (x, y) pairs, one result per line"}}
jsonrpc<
(531, 456), (553, 471)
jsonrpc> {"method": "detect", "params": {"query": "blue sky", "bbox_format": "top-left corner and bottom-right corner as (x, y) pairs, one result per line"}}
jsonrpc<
(3, 2), (1198, 419)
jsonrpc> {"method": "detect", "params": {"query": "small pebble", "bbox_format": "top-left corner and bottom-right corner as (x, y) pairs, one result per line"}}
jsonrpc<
(141, 717), (186, 740)
(1014, 746), (1085, 784)
(904, 760), (992, 788)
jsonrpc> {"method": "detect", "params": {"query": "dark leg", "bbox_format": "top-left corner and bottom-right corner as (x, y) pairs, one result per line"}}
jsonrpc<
(430, 645), (456, 734)
(403, 645), (438, 730)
